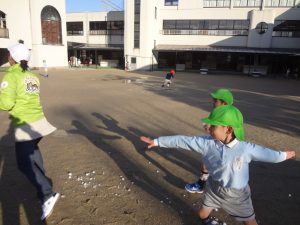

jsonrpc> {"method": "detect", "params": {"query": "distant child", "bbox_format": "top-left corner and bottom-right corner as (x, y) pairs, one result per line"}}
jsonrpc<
(162, 69), (175, 87)
(140, 105), (295, 225)
(42, 59), (48, 77)
(185, 89), (234, 194)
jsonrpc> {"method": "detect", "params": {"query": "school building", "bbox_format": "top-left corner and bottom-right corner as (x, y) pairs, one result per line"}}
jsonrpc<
(124, 0), (300, 74)
(0, 0), (68, 68)
(66, 11), (124, 68)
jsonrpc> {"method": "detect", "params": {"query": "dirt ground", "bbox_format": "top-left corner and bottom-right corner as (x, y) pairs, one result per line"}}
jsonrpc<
(0, 68), (299, 225)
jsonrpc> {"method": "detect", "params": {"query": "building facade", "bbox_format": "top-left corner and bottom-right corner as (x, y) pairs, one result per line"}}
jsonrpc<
(124, 0), (300, 74)
(0, 0), (68, 68)
(66, 11), (124, 68)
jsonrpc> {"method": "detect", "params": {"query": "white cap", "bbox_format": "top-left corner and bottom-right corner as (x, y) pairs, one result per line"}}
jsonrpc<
(7, 43), (30, 63)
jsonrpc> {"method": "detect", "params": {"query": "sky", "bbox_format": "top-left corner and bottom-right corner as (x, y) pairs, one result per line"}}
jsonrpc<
(66, 0), (124, 13)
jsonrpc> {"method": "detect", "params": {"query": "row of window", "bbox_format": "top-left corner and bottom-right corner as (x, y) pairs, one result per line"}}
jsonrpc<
(165, 0), (300, 7)
(273, 20), (300, 37)
(163, 19), (300, 37)
(134, 0), (141, 48)
(67, 21), (124, 36)
(163, 20), (249, 31)
(162, 29), (248, 35)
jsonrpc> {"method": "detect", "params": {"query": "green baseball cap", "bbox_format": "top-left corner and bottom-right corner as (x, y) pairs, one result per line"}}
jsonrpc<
(201, 105), (244, 141)
(210, 89), (233, 105)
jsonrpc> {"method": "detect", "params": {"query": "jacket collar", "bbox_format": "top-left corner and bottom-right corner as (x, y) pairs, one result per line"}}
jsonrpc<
(215, 138), (239, 148)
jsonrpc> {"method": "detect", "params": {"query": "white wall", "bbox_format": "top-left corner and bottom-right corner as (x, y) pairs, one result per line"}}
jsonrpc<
(124, 0), (157, 70)
(0, 0), (33, 53)
(0, 0), (68, 67)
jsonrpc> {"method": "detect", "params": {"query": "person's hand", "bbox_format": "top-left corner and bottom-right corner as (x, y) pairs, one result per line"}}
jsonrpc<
(140, 136), (155, 149)
(285, 151), (296, 160)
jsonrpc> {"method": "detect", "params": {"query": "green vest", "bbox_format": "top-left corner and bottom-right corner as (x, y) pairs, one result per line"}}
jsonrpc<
(0, 64), (45, 127)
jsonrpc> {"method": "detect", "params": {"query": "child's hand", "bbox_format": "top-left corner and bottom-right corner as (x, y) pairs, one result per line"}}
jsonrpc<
(140, 136), (155, 149)
(285, 151), (296, 160)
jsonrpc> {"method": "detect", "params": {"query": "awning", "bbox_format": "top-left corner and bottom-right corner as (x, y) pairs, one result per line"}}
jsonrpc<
(154, 45), (300, 55)
(68, 42), (124, 50)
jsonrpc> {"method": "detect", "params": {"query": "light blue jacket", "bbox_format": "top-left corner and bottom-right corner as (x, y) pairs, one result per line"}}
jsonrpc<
(154, 136), (286, 189)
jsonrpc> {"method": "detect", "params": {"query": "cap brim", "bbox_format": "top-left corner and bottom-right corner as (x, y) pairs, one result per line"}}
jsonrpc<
(210, 93), (217, 99)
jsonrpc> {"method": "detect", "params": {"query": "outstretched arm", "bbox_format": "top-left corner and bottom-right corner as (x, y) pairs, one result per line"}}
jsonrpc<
(140, 135), (209, 155)
(248, 142), (296, 163)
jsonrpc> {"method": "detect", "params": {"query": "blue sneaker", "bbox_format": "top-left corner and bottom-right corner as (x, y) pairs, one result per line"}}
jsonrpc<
(185, 181), (205, 193)
(202, 216), (226, 225)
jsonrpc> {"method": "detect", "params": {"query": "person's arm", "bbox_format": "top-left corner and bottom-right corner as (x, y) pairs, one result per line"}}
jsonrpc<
(0, 73), (17, 111)
(140, 135), (208, 155)
(247, 142), (295, 163)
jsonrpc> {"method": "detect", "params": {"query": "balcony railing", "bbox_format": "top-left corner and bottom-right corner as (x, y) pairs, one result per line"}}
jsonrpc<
(89, 30), (124, 36)
(0, 28), (9, 38)
(162, 29), (248, 36)
(67, 30), (84, 36)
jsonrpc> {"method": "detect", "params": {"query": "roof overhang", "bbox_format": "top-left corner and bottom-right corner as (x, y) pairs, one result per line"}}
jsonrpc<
(154, 45), (300, 55)
(68, 42), (124, 50)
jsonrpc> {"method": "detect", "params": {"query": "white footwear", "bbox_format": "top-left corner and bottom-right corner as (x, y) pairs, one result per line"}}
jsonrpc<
(41, 193), (60, 221)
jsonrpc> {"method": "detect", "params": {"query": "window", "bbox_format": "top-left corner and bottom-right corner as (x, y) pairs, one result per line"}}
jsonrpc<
(67, 22), (83, 36)
(162, 20), (249, 36)
(264, 0), (295, 6)
(165, 0), (178, 6)
(107, 21), (124, 35)
(233, 20), (249, 30)
(163, 20), (176, 29)
(0, 11), (6, 29)
(134, 0), (140, 48)
(131, 57), (136, 64)
(89, 21), (124, 35)
(0, 10), (8, 38)
(41, 6), (62, 45)
(273, 20), (300, 37)
(219, 20), (234, 30)
(176, 20), (190, 29)
(255, 22), (268, 34)
(203, 0), (230, 7)
(204, 20), (219, 30)
(233, 0), (262, 7)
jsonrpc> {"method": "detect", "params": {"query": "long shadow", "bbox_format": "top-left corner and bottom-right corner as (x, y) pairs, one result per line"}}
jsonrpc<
(92, 112), (202, 188)
(0, 122), (46, 225)
(131, 72), (300, 136)
(69, 114), (201, 225)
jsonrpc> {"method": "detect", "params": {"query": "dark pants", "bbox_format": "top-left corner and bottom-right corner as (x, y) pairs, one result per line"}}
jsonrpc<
(15, 138), (53, 202)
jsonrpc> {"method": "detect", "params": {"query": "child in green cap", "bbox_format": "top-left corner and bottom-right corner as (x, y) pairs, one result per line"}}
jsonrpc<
(140, 105), (295, 225)
(185, 88), (234, 194)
